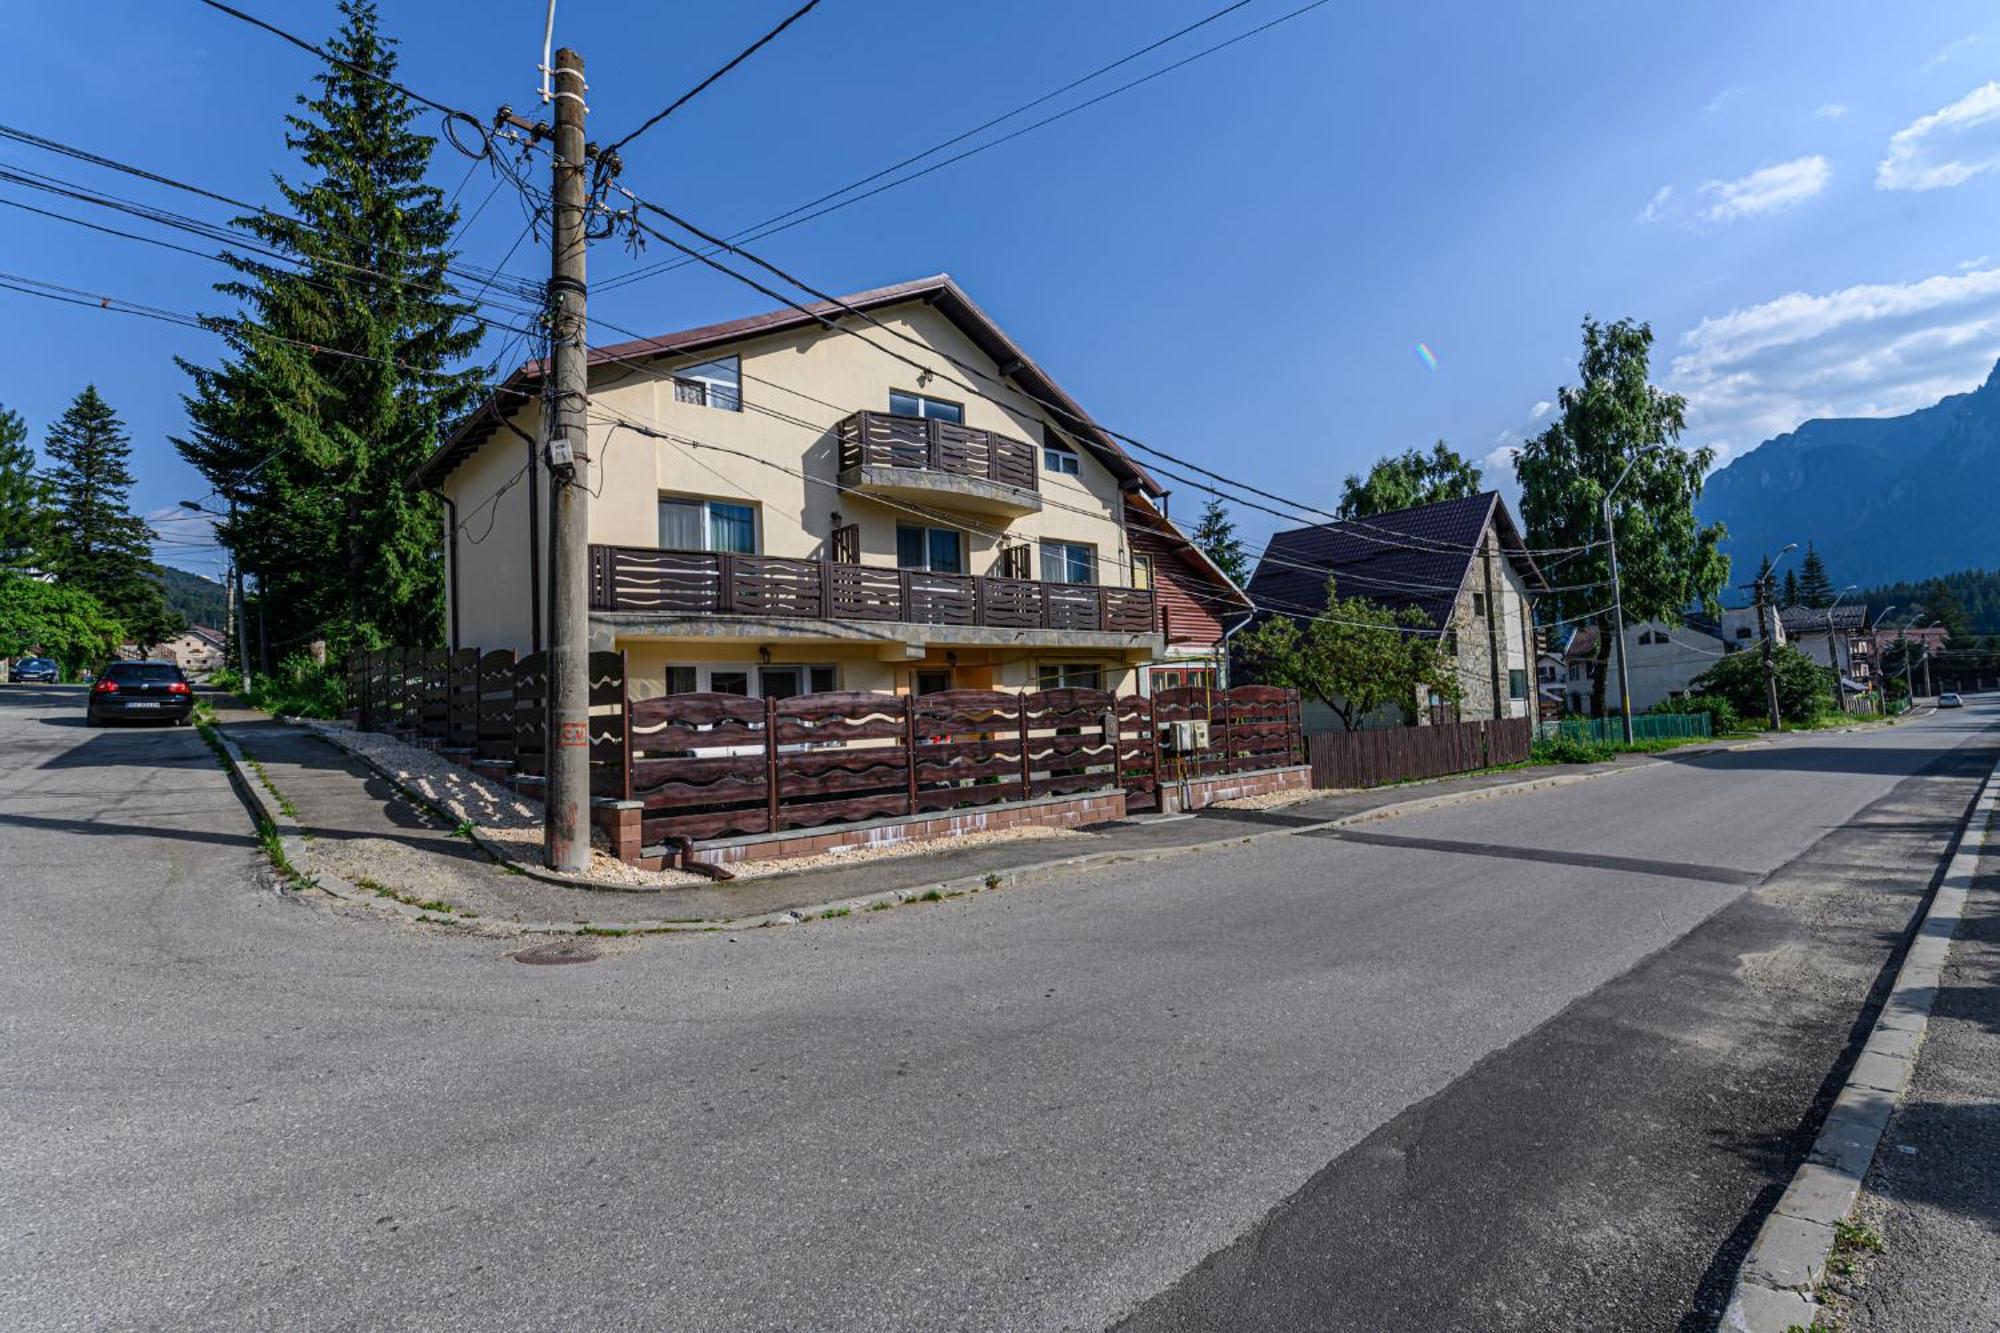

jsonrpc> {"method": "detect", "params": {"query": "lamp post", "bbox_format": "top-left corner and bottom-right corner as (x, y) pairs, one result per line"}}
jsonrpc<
(1602, 444), (1665, 745)
(179, 498), (250, 688)
(1756, 542), (1799, 730)
(1823, 584), (1858, 713)
(1872, 606), (1896, 714)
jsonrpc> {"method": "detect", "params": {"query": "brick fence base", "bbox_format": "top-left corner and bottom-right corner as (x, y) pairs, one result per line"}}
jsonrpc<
(681, 788), (1128, 869)
(1157, 764), (1311, 814)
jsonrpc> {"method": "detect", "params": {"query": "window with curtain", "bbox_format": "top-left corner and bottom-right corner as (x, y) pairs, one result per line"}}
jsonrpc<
(672, 356), (740, 411)
(896, 524), (962, 573)
(1040, 541), (1095, 584)
(660, 497), (757, 553)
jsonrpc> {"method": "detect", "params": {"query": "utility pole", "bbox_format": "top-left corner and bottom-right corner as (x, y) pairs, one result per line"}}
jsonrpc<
(543, 46), (592, 871)
(1604, 493), (1634, 744)
(1755, 569), (1781, 730)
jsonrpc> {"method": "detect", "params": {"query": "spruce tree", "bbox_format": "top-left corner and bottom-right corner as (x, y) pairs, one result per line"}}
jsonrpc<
(0, 401), (47, 567)
(40, 386), (169, 644)
(1781, 568), (1800, 608)
(1190, 496), (1251, 587)
(1797, 544), (1834, 608)
(175, 0), (486, 657)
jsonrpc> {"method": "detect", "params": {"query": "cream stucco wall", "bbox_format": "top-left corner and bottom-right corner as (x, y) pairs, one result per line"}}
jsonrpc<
(439, 297), (1148, 677)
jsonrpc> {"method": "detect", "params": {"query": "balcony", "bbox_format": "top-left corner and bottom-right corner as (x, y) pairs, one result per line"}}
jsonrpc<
(589, 545), (1157, 640)
(835, 410), (1042, 517)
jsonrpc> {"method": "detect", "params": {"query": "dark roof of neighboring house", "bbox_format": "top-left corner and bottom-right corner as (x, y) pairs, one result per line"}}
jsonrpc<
(1564, 625), (1600, 661)
(409, 274), (1160, 495)
(1778, 604), (1869, 634)
(1244, 492), (1548, 630)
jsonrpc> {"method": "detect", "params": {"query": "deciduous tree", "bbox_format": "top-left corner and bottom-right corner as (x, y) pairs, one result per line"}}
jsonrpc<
(1516, 317), (1730, 717)
(0, 570), (123, 678)
(1336, 441), (1482, 519)
(1235, 576), (1461, 731)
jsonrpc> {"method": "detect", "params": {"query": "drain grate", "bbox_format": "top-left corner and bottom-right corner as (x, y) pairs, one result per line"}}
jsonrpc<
(512, 938), (601, 966)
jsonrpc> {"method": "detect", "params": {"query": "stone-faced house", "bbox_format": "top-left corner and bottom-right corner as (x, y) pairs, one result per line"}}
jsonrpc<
(1240, 492), (1547, 730)
(409, 275), (1249, 703)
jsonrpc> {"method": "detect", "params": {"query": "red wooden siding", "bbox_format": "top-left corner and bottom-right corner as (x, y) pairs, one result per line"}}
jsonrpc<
(1129, 522), (1226, 646)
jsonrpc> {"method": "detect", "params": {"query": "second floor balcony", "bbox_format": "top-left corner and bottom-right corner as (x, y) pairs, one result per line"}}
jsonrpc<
(835, 410), (1042, 517)
(589, 544), (1157, 639)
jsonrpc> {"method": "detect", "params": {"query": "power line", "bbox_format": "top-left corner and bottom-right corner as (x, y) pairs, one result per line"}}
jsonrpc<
(596, 0), (1328, 294)
(599, 0), (826, 161)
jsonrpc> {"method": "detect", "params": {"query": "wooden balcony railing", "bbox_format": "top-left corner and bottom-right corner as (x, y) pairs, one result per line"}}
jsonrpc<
(590, 545), (1156, 634)
(836, 411), (1040, 493)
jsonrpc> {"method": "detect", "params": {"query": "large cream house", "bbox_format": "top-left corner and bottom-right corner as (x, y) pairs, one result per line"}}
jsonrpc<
(413, 276), (1247, 701)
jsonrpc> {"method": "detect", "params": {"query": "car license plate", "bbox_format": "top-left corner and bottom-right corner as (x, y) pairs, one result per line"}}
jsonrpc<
(128, 700), (163, 709)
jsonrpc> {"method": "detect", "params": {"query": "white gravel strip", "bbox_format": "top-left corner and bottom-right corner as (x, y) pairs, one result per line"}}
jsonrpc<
(1207, 786), (1338, 812)
(303, 721), (1080, 888)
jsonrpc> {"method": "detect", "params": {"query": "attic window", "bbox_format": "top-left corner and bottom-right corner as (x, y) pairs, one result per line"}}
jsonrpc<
(672, 356), (741, 411)
(1043, 428), (1079, 475)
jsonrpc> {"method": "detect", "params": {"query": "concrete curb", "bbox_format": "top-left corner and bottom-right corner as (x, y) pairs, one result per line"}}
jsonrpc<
(1722, 751), (1998, 1331)
(226, 712), (1795, 937)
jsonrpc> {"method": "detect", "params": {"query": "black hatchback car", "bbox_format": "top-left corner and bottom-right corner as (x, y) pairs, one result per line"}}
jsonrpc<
(87, 660), (195, 726)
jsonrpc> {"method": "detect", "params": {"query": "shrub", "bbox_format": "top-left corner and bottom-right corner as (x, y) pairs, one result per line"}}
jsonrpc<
(245, 653), (347, 719)
(1689, 644), (1832, 727)
(1656, 693), (1739, 734)
(1532, 734), (1617, 765)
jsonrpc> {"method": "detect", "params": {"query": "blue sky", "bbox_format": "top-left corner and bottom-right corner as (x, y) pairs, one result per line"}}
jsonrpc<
(10, 1), (2000, 580)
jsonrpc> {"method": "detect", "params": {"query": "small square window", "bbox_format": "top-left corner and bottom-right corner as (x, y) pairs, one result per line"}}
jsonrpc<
(672, 356), (740, 411)
(666, 666), (697, 695)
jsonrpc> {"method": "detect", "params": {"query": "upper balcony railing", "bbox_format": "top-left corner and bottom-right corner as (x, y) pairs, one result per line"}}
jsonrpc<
(589, 545), (1157, 635)
(836, 411), (1040, 493)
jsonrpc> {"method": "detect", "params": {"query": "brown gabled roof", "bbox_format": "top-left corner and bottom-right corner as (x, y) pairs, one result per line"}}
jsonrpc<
(410, 274), (1161, 494)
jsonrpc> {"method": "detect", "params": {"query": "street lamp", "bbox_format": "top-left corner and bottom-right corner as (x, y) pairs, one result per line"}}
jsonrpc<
(1603, 444), (1668, 745)
(180, 497), (250, 688)
(1756, 543), (1799, 730)
(1823, 584), (1858, 713)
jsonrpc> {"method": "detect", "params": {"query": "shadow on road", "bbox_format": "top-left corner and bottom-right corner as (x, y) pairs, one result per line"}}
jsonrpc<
(0, 808), (260, 848)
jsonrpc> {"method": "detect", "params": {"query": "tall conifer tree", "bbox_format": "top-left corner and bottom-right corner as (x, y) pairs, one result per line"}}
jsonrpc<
(0, 401), (47, 567)
(41, 386), (170, 645)
(175, 0), (487, 656)
(1797, 544), (1834, 608)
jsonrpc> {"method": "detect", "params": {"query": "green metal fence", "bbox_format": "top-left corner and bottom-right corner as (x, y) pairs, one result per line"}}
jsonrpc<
(1538, 712), (1713, 744)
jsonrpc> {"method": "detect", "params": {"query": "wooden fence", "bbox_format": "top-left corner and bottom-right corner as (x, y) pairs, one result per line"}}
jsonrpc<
(1306, 716), (1533, 790)
(347, 652), (1302, 851)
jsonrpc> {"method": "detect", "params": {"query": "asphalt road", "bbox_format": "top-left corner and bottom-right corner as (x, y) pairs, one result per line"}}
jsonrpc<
(2, 683), (1993, 1332)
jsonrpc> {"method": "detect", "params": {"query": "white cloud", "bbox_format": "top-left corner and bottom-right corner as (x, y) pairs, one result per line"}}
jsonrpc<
(1636, 184), (1673, 224)
(1698, 156), (1832, 222)
(1670, 264), (2000, 466)
(1528, 400), (1553, 420)
(1705, 87), (1743, 114)
(1877, 82), (2000, 190)
(1924, 34), (1978, 71)
(1816, 102), (1848, 120)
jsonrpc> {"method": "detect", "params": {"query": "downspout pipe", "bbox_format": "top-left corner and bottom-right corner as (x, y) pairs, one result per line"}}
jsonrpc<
(440, 494), (461, 652)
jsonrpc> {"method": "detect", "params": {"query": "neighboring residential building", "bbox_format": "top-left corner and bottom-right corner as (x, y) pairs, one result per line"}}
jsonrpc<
(1561, 606), (1781, 716)
(410, 276), (1248, 700)
(1779, 604), (1872, 699)
(1241, 492), (1547, 731)
(157, 626), (227, 680)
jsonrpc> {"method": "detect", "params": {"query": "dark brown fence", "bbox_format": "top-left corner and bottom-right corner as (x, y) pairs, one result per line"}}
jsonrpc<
(626, 684), (1301, 847)
(347, 656), (1301, 852)
(1306, 716), (1533, 790)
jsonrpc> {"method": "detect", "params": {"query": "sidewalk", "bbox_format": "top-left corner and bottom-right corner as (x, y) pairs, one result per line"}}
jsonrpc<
(1837, 816), (2000, 1331)
(207, 702), (1773, 930)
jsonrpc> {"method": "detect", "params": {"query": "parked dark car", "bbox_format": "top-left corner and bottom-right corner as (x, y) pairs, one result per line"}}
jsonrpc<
(86, 661), (195, 726)
(9, 656), (58, 683)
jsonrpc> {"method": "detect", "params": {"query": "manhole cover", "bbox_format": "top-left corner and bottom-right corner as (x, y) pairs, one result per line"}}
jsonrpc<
(512, 938), (601, 966)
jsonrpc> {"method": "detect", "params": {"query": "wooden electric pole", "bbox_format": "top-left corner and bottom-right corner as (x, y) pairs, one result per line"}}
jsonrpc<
(543, 47), (591, 871)
(1756, 570), (1781, 729)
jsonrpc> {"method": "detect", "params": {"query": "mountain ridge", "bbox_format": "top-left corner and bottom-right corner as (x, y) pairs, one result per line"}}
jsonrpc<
(1695, 358), (2000, 588)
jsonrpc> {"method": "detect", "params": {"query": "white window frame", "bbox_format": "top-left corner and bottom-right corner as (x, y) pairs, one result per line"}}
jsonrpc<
(1040, 540), (1096, 585)
(1043, 437), (1080, 475)
(888, 389), (963, 423)
(1036, 662), (1105, 690)
(896, 523), (965, 574)
(659, 495), (759, 554)
(672, 355), (741, 411)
